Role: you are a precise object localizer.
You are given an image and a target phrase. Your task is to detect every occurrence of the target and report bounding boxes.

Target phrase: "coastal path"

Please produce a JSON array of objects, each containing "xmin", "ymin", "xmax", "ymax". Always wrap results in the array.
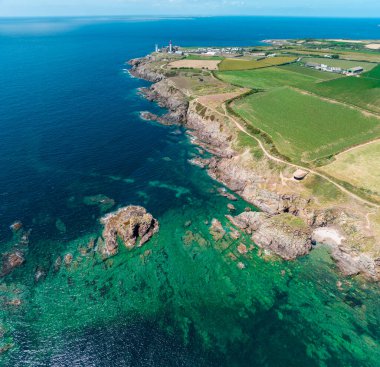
[{"xmin": 193, "ymin": 97, "xmax": 380, "ymax": 209}]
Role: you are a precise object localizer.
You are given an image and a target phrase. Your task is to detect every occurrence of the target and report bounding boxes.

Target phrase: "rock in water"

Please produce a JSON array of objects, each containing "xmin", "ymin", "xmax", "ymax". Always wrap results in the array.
[
  {"xmin": 209, "ymin": 219, "xmax": 226, "ymax": 241},
  {"xmin": 34, "ymin": 266, "xmax": 46, "ymax": 283},
  {"xmin": 0, "ymin": 251, "xmax": 25, "ymax": 277},
  {"xmin": 99, "ymin": 206, "xmax": 159, "ymax": 258},
  {"xmin": 10, "ymin": 221, "xmax": 22, "ymax": 232}
]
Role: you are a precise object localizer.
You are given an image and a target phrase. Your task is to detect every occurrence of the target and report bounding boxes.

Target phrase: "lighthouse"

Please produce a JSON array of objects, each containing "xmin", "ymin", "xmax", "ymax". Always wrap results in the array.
[
  {"xmin": 169, "ymin": 40, "xmax": 173, "ymax": 53},
  {"xmin": 155, "ymin": 44, "xmax": 159, "ymax": 53}
]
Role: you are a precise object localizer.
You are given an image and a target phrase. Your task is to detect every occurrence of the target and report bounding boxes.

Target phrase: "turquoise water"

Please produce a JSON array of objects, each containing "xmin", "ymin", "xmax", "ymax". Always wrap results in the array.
[{"xmin": 0, "ymin": 17, "xmax": 379, "ymax": 366}]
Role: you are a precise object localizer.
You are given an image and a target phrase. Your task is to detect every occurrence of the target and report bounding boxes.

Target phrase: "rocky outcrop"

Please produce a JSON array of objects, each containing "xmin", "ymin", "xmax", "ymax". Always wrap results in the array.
[
  {"xmin": 99, "ymin": 206, "xmax": 159, "ymax": 258},
  {"xmin": 228, "ymin": 212, "xmax": 312, "ymax": 260},
  {"xmin": 187, "ymin": 102, "xmax": 235, "ymax": 158},
  {"xmin": 312, "ymin": 227, "xmax": 380, "ymax": 279},
  {"xmin": 0, "ymin": 251, "xmax": 25, "ymax": 277},
  {"xmin": 128, "ymin": 57, "xmax": 164, "ymax": 82},
  {"xmin": 10, "ymin": 221, "xmax": 22, "ymax": 232},
  {"xmin": 140, "ymin": 79, "xmax": 189, "ymax": 125},
  {"xmin": 209, "ymin": 218, "xmax": 226, "ymax": 241},
  {"xmin": 129, "ymin": 54, "xmax": 380, "ymax": 280},
  {"xmin": 252, "ymin": 214, "xmax": 312, "ymax": 260},
  {"xmin": 226, "ymin": 211, "xmax": 269, "ymax": 234}
]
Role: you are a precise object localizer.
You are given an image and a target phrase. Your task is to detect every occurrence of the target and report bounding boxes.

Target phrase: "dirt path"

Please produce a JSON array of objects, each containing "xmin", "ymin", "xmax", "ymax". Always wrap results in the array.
[
  {"xmin": 193, "ymin": 97, "xmax": 380, "ymax": 209},
  {"xmin": 331, "ymin": 137, "xmax": 380, "ymax": 158}
]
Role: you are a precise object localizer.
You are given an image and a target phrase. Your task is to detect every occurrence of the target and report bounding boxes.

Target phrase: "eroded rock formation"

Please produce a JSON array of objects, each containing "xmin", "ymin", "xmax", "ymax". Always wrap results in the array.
[
  {"xmin": 99, "ymin": 206, "xmax": 159, "ymax": 258},
  {"xmin": 228, "ymin": 212, "xmax": 312, "ymax": 260}
]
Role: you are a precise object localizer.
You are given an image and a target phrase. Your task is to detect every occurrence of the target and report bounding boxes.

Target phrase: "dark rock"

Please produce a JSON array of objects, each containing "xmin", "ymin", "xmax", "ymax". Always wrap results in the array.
[
  {"xmin": 10, "ymin": 221, "xmax": 22, "ymax": 232},
  {"xmin": 64, "ymin": 253, "xmax": 73, "ymax": 266},
  {"xmin": 0, "ymin": 251, "xmax": 25, "ymax": 277}
]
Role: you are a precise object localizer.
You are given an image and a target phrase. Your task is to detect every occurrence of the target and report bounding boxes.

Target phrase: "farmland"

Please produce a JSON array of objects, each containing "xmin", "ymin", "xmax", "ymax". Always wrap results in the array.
[
  {"xmin": 320, "ymin": 140, "xmax": 380, "ymax": 202},
  {"xmin": 301, "ymin": 57, "xmax": 377, "ymax": 71},
  {"xmin": 169, "ymin": 59, "xmax": 221, "ymax": 70},
  {"xmin": 185, "ymin": 54, "xmax": 224, "ymax": 61},
  {"xmin": 232, "ymin": 87, "xmax": 380, "ymax": 163},
  {"xmin": 218, "ymin": 56, "xmax": 296, "ymax": 71},
  {"xmin": 216, "ymin": 64, "xmax": 341, "ymax": 90},
  {"xmin": 278, "ymin": 64, "xmax": 343, "ymax": 80},
  {"xmin": 304, "ymin": 65, "xmax": 380, "ymax": 114}
]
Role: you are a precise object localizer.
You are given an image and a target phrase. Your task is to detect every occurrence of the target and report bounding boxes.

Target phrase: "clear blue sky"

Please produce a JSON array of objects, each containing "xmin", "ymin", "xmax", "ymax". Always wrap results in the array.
[{"xmin": 0, "ymin": 0, "xmax": 379, "ymax": 18}]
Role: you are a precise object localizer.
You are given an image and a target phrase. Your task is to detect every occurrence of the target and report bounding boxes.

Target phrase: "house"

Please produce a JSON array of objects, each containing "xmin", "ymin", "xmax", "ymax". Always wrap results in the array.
[
  {"xmin": 347, "ymin": 66, "xmax": 364, "ymax": 75},
  {"xmin": 305, "ymin": 62, "xmax": 321, "ymax": 69}
]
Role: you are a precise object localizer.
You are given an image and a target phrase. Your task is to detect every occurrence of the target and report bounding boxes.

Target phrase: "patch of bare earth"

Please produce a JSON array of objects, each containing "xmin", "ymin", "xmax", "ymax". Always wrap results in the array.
[
  {"xmin": 168, "ymin": 59, "xmax": 221, "ymax": 70},
  {"xmin": 197, "ymin": 90, "xmax": 248, "ymax": 109}
]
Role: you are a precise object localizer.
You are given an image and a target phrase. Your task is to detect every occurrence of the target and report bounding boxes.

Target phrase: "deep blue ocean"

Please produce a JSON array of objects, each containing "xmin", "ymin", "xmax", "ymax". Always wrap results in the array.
[{"xmin": 0, "ymin": 16, "xmax": 379, "ymax": 366}]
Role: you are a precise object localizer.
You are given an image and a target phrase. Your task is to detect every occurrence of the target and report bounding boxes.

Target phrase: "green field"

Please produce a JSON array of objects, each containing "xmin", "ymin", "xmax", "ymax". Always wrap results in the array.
[
  {"xmin": 278, "ymin": 64, "xmax": 343, "ymax": 80},
  {"xmin": 218, "ymin": 56, "xmax": 296, "ymax": 71},
  {"xmin": 363, "ymin": 65, "xmax": 380, "ymax": 80},
  {"xmin": 185, "ymin": 54, "xmax": 224, "ymax": 61},
  {"xmin": 321, "ymin": 141, "xmax": 380, "ymax": 200},
  {"xmin": 217, "ymin": 64, "xmax": 341, "ymax": 90},
  {"xmin": 304, "ymin": 65, "xmax": 380, "ymax": 114},
  {"xmin": 302, "ymin": 57, "xmax": 377, "ymax": 71},
  {"xmin": 232, "ymin": 87, "xmax": 380, "ymax": 163}
]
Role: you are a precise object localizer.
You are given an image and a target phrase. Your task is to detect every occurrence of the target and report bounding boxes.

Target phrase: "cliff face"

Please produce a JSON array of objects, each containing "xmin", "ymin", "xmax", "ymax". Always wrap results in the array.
[
  {"xmin": 129, "ymin": 56, "xmax": 380, "ymax": 280},
  {"xmin": 141, "ymin": 80, "xmax": 189, "ymax": 125},
  {"xmin": 129, "ymin": 57, "xmax": 164, "ymax": 82}
]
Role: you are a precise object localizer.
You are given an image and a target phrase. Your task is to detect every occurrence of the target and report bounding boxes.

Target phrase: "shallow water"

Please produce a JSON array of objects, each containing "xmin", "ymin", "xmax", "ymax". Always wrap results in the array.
[{"xmin": 0, "ymin": 16, "xmax": 379, "ymax": 366}]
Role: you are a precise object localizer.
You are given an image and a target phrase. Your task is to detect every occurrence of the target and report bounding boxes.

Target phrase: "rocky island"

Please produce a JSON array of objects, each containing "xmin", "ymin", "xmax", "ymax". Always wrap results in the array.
[
  {"xmin": 98, "ymin": 205, "xmax": 159, "ymax": 258},
  {"xmin": 129, "ymin": 43, "xmax": 380, "ymax": 280}
]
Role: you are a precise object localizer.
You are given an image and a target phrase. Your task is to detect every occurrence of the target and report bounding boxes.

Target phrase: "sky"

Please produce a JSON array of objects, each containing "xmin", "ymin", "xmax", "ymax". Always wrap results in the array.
[{"xmin": 0, "ymin": 0, "xmax": 379, "ymax": 18}]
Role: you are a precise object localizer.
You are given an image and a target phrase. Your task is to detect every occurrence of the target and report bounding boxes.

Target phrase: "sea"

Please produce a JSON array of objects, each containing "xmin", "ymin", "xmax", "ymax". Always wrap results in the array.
[{"xmin": 0, "ymin": 16, "xmax": 379, "ymax": 366}]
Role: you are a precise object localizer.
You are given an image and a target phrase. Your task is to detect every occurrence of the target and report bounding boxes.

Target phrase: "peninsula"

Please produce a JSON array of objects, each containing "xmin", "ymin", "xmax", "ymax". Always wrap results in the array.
[{"xmin": 129, "ymin": 39, "xmax": 380, "ymax": 280}]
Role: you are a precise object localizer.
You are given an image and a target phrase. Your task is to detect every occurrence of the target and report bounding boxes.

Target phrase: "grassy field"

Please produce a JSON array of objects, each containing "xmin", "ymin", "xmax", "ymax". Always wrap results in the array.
[
  {"xmin": 363, "ymin": 65, "xmax": 380, "ymax": 79},
  {"xmin": 218, "ymin": 56, "xmax": 296, "ymax": 71},
  {"xmin": 278, "ymin": 64, "xmax": 343, "ymax": 80},
  {"xmin": 304, "ymin": 65, "xmax": 380, "ymax": 114},
  {"xmin": 290, "ymin": 49, "xmax": 380, "ymax": 63},
  {"xmin": 185, "ymin": 54, "xmax": 224, "ymax": 61},
  {"xmin": 301, "ymin": 57, "xmax": 377, "ymax": 71},
  {"xmin": 216, "ymin": 64, "xmax": 341, "ymax": 90},
  {"xmin": 320, "ymin": 141, "xmax": 380, "ymax": 200},
  {"xmin": 232, "ymin": 87, "xmax": 380, "ymax": 163}
]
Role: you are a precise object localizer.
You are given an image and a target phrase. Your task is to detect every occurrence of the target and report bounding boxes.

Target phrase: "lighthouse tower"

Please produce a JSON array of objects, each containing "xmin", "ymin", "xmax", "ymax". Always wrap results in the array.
[
  {"xmin": 155, "ymin": 44, "xmax": 159, "ymax": 53},
  {"xmin": 169, "ymin": 40, "xmax": 173, "ymax": 53}
]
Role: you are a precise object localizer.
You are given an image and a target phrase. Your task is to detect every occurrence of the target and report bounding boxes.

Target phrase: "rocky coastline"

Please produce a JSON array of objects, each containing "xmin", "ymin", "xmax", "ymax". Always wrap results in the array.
[{"xmin": 128, "ymin": 56, "xmax": 380, "ymax": 281}]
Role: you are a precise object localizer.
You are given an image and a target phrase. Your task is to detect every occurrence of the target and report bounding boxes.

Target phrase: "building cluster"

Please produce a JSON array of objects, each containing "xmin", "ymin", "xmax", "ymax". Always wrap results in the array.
[
  {"xmin": 185, "ymin": 46, "xmax": 243, "ymax": 56},
  {"xmin": 155, "ymin": 41, "xmax": 183, "ymax": 55},
  {"xmin": 304, "ymin": 62, "xmax": 364, "ymax": 75}
]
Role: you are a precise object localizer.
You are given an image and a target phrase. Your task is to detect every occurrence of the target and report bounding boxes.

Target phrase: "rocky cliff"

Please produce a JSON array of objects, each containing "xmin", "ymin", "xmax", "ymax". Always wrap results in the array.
[{"xmin": 129, "ymin": 55, "xmax": 380, "ymax": 280}]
